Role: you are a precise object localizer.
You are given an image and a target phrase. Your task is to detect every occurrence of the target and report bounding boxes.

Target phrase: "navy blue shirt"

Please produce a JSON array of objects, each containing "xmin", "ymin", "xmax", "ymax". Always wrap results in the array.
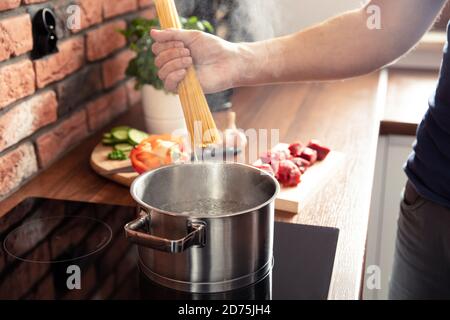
[{"xmin": 405, "ymin": 22, "xmax": 450, "ymax": 209}]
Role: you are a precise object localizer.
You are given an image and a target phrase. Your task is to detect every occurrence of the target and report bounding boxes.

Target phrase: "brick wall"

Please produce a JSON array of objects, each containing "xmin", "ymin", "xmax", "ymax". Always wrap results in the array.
[{"xmin": 0, "ymin": 0, "xmax": 155, "ymax": 200}]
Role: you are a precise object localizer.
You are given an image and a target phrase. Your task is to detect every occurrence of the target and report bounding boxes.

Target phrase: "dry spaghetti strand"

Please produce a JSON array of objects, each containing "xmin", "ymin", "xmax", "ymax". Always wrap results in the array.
[{"xmin": 154, "ymin": 0, "xmax": 221, "ymax": 148}]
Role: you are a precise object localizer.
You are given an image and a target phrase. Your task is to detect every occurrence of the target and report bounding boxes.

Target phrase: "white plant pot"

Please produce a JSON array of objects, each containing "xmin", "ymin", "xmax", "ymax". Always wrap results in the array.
[
  {"xmin": 141, "ymin": 85, "xmax": 187, "ymax": 134},
  {"xmin": 143, "ymin": 117, "xmax": 188, "ymax": 136}
]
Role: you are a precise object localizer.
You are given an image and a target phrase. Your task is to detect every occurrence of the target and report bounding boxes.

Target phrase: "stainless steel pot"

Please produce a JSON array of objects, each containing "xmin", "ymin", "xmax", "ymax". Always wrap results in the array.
[{"xmin": 125, "ymin": 162, "xmax": 279, "ymax": 293}]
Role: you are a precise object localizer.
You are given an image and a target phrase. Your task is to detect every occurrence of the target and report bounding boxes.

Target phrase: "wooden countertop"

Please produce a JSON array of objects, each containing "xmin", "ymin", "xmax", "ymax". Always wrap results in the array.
[
  {"xmin": 0, "ymin": 72, "xmax": 384, "ymax": 300},
  {"xmin": 380, "ymin": 68, "xmax": 439, "ymax": 135}
]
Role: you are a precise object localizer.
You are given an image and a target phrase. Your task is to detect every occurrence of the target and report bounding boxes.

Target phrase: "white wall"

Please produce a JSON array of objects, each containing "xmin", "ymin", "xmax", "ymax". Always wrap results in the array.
[
  {"xmin": 238, "ymin": 0, "xmax": 364, "ymax": 41},
  {"xmin": 273, "ymin": 0, "xmax": 364, "ymax": 36}
]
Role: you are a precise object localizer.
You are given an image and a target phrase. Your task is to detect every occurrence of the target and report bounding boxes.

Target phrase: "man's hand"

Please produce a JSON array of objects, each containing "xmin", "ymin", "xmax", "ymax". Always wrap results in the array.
[{"xmin": 151, "ymin": 29, "xmax": 239, "ymax": 93}]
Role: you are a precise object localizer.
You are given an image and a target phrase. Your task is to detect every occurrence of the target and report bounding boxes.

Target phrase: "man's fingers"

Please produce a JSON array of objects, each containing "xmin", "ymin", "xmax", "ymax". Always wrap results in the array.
[
  {"xmin": 151, "ymin": 29, "xmax": 183, "ymax": 42},
  {"xmin": 154, "ymin": 47, "xmax": 190, "ymax": 68},
  {"xmin": 151, "ymin": 29, "xmax": 198, "ymax": 45},
  {"xmin": 150, "ymin": 28, "xmax": 199, "ymax": 92},
  {"xmin": 158, "ymin": 57, "xmax": 193, "ymax": 80},
  {"xmin": 165, "ymin": 69, "xmax": 187, "ymax": 92},
  {"xmin": 152, "ymin": 41, "xmax": 185, "ymax": 55}
]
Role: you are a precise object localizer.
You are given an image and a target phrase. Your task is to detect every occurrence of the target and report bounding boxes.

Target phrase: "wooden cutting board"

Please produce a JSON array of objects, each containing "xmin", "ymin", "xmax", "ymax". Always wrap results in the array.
[
  {"xmin": 90, "ymin": 143, "xmax": 344, "ymax": 214},
  {"xmin": 273, "ymin": 148, "xmax": 345, "ymax": 213},
  {"xmin": 90, "ymin": 143, "xmax": 138, "ymax": 187}
]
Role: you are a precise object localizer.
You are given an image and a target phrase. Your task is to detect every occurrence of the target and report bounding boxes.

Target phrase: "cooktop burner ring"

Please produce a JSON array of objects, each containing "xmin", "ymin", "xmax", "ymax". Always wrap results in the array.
[{"xmin": 3, "ymin": 215, "xmax": 113, "ymax": 264}]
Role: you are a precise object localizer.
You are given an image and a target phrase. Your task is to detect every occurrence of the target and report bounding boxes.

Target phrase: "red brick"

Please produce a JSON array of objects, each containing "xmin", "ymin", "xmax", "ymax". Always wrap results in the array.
[
  {"xmin": 139, "ymin": 0, "xmax": 153, "ymax": 8},
  {"xmin": 23, "ymin": 0, "xmax": 48, "ymax": 3},
  {"xmin": 103, "ymin": 0, "xmax": 138, "ymax": 18},
  {"xmin": 0, "ymin": 60, "xmax": 35, "ymax": 110},
  {"xmin": 0, "ymin": 14, "xmax": 33, "ymax": 62},
  {"xmin": 0, "ymin": 143, "xmax": 38, "ymax": 199},
  {"xmin": 126, "ymin": 79, "xmax": 141, "ymax": 106},
  {"xmin": 0, "ymin": 0, "xmax": 20, "ymax": 12},
  {"xmin": 102, "ymin": 49, "xmax": 134, "ymax": 88},
  {"xmin": 34, "ymin": 37, "xmax": 85, "ymax": 88},
  {"xmin": 86, "ymin": 86, "xmax": 128, "ymax": 131},
  {"xmin": 56, "ymin": 64, "xmax": 102, "ymax": 115},
  {"xmin": 86, "ymin": 20, "xmax": 127, "ymax": 61},
  {"xmin": 140, "ymin": 7, "xmax": 156, "ymax": 19},
  {"xmin": 36, "ymin": 110, "xmax": 89, "ymax": 168},
  {"xmin": 0, "ymin": 91, "xmax": 57, "ymax": 152},
  {"xmin": 77, "ymin": 0, "xmax": 103, "ymax": 31}
]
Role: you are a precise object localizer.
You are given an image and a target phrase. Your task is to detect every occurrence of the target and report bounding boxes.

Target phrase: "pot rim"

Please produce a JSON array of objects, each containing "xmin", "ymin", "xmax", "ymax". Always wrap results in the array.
[{"xmin": 130, "ymin": 162, "xmax": 280, "ymax": 218}]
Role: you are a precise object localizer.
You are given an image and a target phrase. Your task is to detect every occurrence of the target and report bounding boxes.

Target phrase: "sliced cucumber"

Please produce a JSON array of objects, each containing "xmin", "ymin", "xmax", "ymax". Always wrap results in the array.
[
  {"xmin": 114, "ymin": 143, "xmax": 133, "ymax": 152},
  {"xmin": 102, "ymin": 126, "xmax": 149, "ymax": 150},
  {"xmin": 111, "ymin": 126, "xmax": 130, "ymax": 133},
  {"xmin": 112, "ymin": 129, "xmax": 129, "ymax": 142},
  {"xmin": 128, "ymin": 128, "xmax": 149, "ymax": 145},
  {"xmin": 102, "ymin": 138, "xmax": 115, "ymax": 146}
]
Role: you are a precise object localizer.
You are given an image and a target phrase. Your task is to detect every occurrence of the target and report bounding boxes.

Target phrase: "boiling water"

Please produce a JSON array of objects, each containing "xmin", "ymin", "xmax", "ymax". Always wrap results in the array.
[{"xmin": 158, "ymin": 199, "xmax": 251, "ymax": 216}]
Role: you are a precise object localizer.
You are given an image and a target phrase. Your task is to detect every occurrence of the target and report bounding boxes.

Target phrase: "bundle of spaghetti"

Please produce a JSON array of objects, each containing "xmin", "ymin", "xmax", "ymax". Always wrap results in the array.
[{"xmin": 154, "ymin": 0, "xmax": 221, "ymax": 148}]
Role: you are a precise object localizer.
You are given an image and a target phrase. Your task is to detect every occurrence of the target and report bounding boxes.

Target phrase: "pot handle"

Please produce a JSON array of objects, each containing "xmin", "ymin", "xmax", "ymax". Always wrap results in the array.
[{"xmin": 124, "ymin": 214, "xmax": 206, "ymax": 253}]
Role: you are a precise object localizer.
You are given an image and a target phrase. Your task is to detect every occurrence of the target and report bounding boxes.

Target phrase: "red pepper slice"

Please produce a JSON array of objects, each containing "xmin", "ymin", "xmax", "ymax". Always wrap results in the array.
[{"xmin": 130, "ymin": 135, "xmax": 186, "ymax": 174}]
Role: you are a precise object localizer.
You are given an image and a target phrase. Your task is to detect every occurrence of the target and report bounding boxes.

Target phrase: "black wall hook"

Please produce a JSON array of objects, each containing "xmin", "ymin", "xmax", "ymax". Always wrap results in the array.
[{"xmin": 31, "ymin": 8, "xmax": 59, "ymax": 59}]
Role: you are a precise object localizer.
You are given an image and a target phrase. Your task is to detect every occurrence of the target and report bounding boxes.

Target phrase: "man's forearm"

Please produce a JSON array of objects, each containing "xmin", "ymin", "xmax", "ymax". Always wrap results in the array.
[{"xmin": 234, "ymin": 0, "xmax": 446, "ymax": 87}]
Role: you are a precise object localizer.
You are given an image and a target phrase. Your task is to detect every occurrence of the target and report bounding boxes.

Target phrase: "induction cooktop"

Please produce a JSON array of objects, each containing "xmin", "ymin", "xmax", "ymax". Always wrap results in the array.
[{"xmin": 0, "ymin": 198, "xmax": 339, "ymax": 300}]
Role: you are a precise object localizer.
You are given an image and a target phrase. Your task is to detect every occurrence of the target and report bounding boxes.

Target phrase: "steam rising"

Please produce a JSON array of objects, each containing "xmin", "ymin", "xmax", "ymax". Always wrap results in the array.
[
  {"xmin": 174, "ymin": 0, "xmax": 195, "ymax": 16},
  {"xmin": 232, "ymin": 0, "xmax": 281, "ymax": 41},
  {"xmin": 174, "ymin": 0, "xmax": 280, "ymax": 42}
]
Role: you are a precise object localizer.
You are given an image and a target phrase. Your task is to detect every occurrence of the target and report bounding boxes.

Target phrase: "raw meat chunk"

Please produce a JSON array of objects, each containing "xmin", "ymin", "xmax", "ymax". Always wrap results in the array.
[
  {"xmin": 299, "ymin": 147, "xmax": 318, "ymax": 164},
  {"xmin": 291, "ymin": 157, "xmax": 310, "ymax": 174},
  {"xmin": 291, "ymin": 157, "xmax": 311, "ymax": 168},
  {"xmin": 288, "ymin": 142, "xmax": 305, "ymax": 157},
  {"xmin": 307, "ymin": 140, "xmax": 331, "ymax": 161},
  {"xmin": 261, "ymin": 149, "xmax": 290, "ymax": 163},
  {"xmin": 276, "ymin": 160, "xmax": 301, "ymax": 187},
  {"xmin": 260, "ymin": 149, "xmax": 290, "ymax": 174}
]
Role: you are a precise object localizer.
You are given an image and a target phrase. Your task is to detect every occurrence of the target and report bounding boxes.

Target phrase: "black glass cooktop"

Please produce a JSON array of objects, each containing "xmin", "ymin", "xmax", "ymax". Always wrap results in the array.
[{"xmin": 0, "ymin": 198, "xmax": 339, "ymax": 300}]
